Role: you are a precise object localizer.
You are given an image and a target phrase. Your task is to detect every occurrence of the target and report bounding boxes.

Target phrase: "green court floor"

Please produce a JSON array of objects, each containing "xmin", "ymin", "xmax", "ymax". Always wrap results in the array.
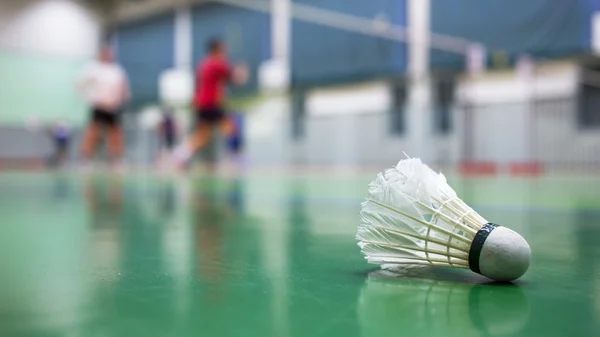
[{"xmin": 0, "ymin": 171, "xmax": 599, "ymax": 337}]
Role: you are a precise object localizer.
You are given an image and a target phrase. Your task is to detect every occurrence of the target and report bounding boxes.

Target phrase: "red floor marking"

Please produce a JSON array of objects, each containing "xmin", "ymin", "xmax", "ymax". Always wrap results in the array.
[
  {"xmin": 509, "ymin": 162, "xmax": 544, "ymax": 176},
  {"xmin": 459, "ymin": 161, "xmax": 498, "ymax": 176}
]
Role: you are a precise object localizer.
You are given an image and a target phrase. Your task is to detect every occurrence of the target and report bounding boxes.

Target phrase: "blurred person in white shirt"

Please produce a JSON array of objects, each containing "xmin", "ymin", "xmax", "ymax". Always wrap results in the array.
[{"xmin": 78, "ymin": 45, "xmax": 130, "ymax": 168}]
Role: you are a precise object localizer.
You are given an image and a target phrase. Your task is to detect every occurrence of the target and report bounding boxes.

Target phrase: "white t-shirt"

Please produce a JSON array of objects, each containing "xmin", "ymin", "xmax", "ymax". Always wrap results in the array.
[{"xmin": 79, "ymin": 61, "xmax": 130, "ymax": 112}]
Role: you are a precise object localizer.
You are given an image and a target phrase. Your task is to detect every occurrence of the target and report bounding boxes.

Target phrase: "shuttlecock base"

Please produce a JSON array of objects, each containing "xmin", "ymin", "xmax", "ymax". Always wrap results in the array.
[{"xmin": 469, "ymin": 224, "xmax": 531, "ymax": 282}]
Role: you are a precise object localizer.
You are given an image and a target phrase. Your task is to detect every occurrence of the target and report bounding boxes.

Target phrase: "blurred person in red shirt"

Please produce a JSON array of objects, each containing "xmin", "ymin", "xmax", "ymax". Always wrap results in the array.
[
  {"xmin": 173, "ymin": 38, "xmax": 248, "ymax": 170},
  {"xmin": 78, "ymin": 45, "xmax": 130, "ymax": 170}
]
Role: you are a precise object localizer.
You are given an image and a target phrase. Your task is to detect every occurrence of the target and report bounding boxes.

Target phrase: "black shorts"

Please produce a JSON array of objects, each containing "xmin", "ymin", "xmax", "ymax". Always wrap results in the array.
[
  {"xmin": 197, "ymin": 107, "xmax": 226, "ymax": 125},
  {"xmin": 91, "ymin": 107, "xmax": 121, "ymax": 127}
]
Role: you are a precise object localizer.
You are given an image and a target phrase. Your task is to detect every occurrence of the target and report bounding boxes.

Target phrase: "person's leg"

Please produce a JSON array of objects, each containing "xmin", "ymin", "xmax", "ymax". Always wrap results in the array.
[
  {"xmin": 81, "ymin": 122, "xmax": 102, "ymax": 160},
  {"xmin": 61, "ymin": 140, "xmax": 71, "ymax": 165},
  {"xmin": 201, "ymin": 111, "xmax": 233, "ymax": 172},
  {"xmin": 220, "ymin": 116, "xmax": 236, "ymax": 138},
  {"xmin": 189, "ymin": 123, "xmax": 214, "ymax": 154},
  {"xmin": 57, "ymin": 148, "xmax": 66, "ymax": 166},
  {"xmin": 54, "ymin": 140, "xmax": 68, "ymax": 167},
  {"xmin": 222, "ymin": 114, "xmax": 245, "ymax": 169},
  {"xmin": 107, "ymin": 125, "xmax": 124, "ymax": 161},
  {"xmin": 172, "ymin": 124, "xmax": 217, "ymax": 170},
  {"xmin": 47, "ymin": 139, "xmax": 59, "ymax": 168},
  {"xmin": 102, "ymin": 112, "xmax": 125, "ymax": 168},
  {"xmin": 173, "ymin": 110, "xmax": 216, "ymax": 167},
  {"xmin": 158, "ymin": 132, "xmax": 174, "ymax": 168}
]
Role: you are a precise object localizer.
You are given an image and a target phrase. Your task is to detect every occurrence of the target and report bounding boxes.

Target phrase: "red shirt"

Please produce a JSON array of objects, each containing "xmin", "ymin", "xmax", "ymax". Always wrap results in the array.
[{"xmin": 194, "ymin": 56, "xmax": 231, "ymax": 109}]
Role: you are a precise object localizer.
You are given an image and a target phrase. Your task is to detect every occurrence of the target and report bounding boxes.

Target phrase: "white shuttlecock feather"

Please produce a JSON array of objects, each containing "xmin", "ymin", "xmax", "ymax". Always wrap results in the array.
[{"xmin": 357, "ymin": 158, "xmax": 531, "ymax": 281}]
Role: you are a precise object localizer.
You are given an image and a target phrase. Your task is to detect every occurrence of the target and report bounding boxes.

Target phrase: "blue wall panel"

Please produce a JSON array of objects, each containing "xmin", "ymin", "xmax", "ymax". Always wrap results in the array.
[
  {"xmin": 430, "ymin": 0, "xmax": 591, "ymax": 70},
  {"xmin": 117, "ymin": 13, "xmax": 175, "ymax": 108},
  {"xmin": 192, "ymin": 3, "xmax": 270, "ymax": 94},
  {"xmin": 292, "ymin": 0, "xmax": 407, "ymax": 86}
]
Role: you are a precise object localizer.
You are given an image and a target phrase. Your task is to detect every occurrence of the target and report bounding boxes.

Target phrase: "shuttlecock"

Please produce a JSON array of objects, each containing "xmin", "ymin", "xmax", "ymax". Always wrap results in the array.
[{"xmin": 357, "ymin": 158, "xmax": 531, "ymax": 281}]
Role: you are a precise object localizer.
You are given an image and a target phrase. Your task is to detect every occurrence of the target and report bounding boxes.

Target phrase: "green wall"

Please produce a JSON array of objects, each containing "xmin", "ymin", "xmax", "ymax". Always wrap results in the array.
[{"xmin": 0, "ymin": 50, "xmax": 90, "ymax": 126}]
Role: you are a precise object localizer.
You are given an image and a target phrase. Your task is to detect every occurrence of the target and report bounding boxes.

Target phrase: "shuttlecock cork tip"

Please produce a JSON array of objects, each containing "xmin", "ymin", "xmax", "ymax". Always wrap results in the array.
[{"xmin": 469, "ymin": 224, "xmax": 531, "ymax": 282}]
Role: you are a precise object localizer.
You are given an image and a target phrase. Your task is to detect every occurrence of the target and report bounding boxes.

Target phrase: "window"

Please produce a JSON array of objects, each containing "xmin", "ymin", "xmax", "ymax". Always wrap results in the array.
[
  {"xmin": 578, "ymin": 82, "xmax": 600, "ymax": 128},
  {"xmin": 390, "ymin": 80, "xmax": 407, "ymax": 135},
  {"xmin": 434, "ymin": 77, "xmax": 455, "ymax": 134},
  {"xmin": 578, "ymin": 61, "xmax": 600, "ymax": 129},
  {"xmin": 291, "ymin": 89, "xmax": 306, "ymax": 140}
]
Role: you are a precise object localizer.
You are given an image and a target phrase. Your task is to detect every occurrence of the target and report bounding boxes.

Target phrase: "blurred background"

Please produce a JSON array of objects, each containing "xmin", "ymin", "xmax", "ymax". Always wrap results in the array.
[
  {"xmin": 0, "ymin": 0, "xmax": 598, "ymax": 173},
  {"xmin": 2, "ymin": 2, "xmax": 600, "ymax": 337}
]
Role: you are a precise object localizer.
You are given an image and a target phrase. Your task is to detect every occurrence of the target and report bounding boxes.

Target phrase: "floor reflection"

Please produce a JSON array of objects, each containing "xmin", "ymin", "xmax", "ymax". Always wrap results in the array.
[
  {"xmin": 359, "ymin": 270, "xmax": 530, "ymax": 337},
  {"xmin": 85, "ymin": 174, "xmax": 124, "ymax": 227},
  {"xmin": 574, "ymin": 202, "xmax": 600, "ymax": 335},
  {"xmin": 0, "ymin": 175, "xmax": 90, "ymax": 337},
  {"xmin": 51, "ymin": 173, "xmax": 72, "ymax": 201},
  {"xmin": 158, "ymin": 178, "xmax": 178, "ymax": 218},
  {"xmin": 193, "ymin": 178, "xmax": 228, "ymax": 299}
]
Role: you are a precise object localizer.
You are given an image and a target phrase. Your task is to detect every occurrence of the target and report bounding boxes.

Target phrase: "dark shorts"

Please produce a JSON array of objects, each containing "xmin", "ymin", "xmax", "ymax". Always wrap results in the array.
[
  {"xmin": 91, "ymin": 107, "xmax": 121, "ymax": 127},
  {"xmin": 197, "ymin": 107, "xmax": 226, "ymax": 125}
]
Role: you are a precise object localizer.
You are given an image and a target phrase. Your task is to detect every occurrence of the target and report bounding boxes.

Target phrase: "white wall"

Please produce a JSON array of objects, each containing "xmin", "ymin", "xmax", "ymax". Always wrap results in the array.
[
  {"xmin": 458, "ymin": 62, "xmax": 578, "ymax": 104},
  {"xmin": 456, "ymin": 62, "xmax": 600, "ymax": 167},
  {"xmin": 245, "ymin": 81, "xmax": 452, "ymax": 168},
  {"xmin": 0, "ymin": 0, "xmax": 101, "ymax": 58},
  {"xmin": 306, "ymin": 82, "xmax": 391, "ymax": 117}
]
